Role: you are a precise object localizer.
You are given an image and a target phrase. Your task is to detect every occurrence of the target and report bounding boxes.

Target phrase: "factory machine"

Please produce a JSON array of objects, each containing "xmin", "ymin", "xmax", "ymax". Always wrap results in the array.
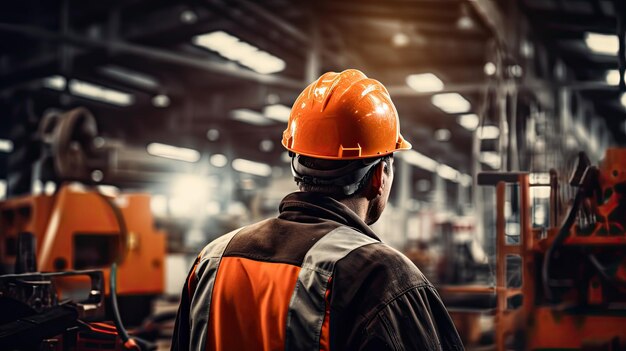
[
  {"xmin": 0, "ymin": 108, "xmax": 172, "ymax": 350},
  {"xmin": 454, "ymin": 148, "xmax": 626, "ymax": 350}
]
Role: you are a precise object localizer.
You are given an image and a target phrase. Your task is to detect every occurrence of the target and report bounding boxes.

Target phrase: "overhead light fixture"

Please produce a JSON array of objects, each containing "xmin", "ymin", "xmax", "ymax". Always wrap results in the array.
[
  {"xmin": 621, "ymin": 92, "xmax": 626, "ymax": 109},
  {"xmin": 207, "ymin": 129, "xmax": 220, "ymax": 141},
  {"xmin": 459, "ymin": 174, "xmax": 472, "ymax": 187},
  {"xmin": 401, "ymin": 150, "xmax": 439, "ymax": 172},
  {"xmin": 478, "ymin": 125, "xmax": 500, "ymax": 139},
  {"xmin": 259, "ymin": 139, "xmax": 274, "ymax": 152},
  {"xmin": 458, "ymin": 113, "xmax": 479, "ymax": 131},
  {"xmin": 484, "ymin": 62, "xmax": 496, "ymax": 76},
  {"xmin": 152, "ymin": 94, "xmax": 171, "ymax": 108},
  {"xmin": 431, "ymin": 93, "xmax": 471, "ymax": 114},
  {"xmin": 69, "ymin": 80, "xmax": 134, "ymax": 106},
  {"xmin": 43, "ymin": 75, "xmax": 67, "ymax": 91},
  {"xmin": 193, "ymin": 31, "xmax": 286, "ymax": 74},
  {"xmin": 436, "ymin": 164, "xmax": 460, "ymax": 181},
  {"xmin": 147, "ymin": 142, "xmax": 201, "ymax": 163},
  {"xmin": 392, "ymin": 32, "xmax": 410, "ymax": 47},
  {"xmin": 0, "ymin": 139, "xmax": 13, "ymax": 153},
  {"xmin": 230, "ymin": 109, "xmax": 273, "ymax": 126},
  {"xmin": 210, "ymin": 153, "xmax": 228, "ymax": 168},
  {"xmin": 232, "ymin": 158, "xmax": 272, "ymax": 177},
  {"xmin": 406, "ymin": 73, "xmax": 444, "ymax": 93},
  {"xmin": 480, "ymin": 151, "xmax": 501, "ymax": 169},
  {"xmin": 99, "ymin": 65, "xmax": 159, "ymax": 89},
  {"xmin": 263, "ymin": 104, "xmax": 291, "ymax": 122},
  {"xmin": 434, "ymin": 128, "xmax": 451, "ymax": 142},
  {"xmin": 584, "ymin": 32, "xmax": 618, "ymax": 55},
  {"xmin": 606, "ymin": 70, "xmax": 620, "ymax": 86}
]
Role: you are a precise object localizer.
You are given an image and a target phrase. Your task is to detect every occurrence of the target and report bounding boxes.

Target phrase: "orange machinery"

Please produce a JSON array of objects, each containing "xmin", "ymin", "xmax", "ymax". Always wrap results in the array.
[
  {"xmin": 0, "ymin": 185, "xmax": 165, "ymax": 298},
  {"xmin": 0, "ymin": 107, "xmax": 176, "ymax": 328},
  {"xmin": 443, "ymin": 148, "xmax": 626, "ymax": 350}
]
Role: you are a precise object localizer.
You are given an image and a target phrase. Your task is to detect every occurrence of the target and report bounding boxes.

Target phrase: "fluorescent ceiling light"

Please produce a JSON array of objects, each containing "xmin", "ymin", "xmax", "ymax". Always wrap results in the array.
[
  {"xmin": 99, "ymin": 65, "xmax": 159, "ymax": 89},
  {"xmin": 478, "ymin": 125, "xmax": 500, "ymax": 139},
  {"xmin": 69, "ymin": 80, "xmax": 134, "ymax": 106},
  {"xmin": 232, "ymin": 158, "xmax": 272, "ymax": 177},
  {"xmin": 434, "ymin": 129, "xmax": 451, "ymax": 142},
  {"xmin": 401, "ymin": 150, "xmax": 438, "ymax": 172},
  {"xmin": 0, "ymin": 139, "xmax": 13, "ymax": 153},
  {"xmin": 459, "ymin": 174, "xmax": 472, "ymax": 187},
  {"xmin": 458, "ymin": 113, "xmax": 479, "ymax": 130},
  {"xmin": 210, "ymin": 154, "xmax": 228, "ymax": 168},
  {"xmin": 263, "ymin": 104, "xmax": 291, "ymax": 122},
  {"xmin": 484, "ymin": 62, "xmax": 496, "ymax": 76},
  {"xmin": 437, "ymin": 164, "xmax": 460, "ymax": 181},
  {"xmin": 43, "ymin": 75, "xmax": 66, "ymax": 90},
  {"xmin": 230, "ymin": 108, "xmax": 273, "ymax": 126},
  {"xmin": 193, "ymin": 31, "xmax": 286, "ymax": 74},
  {"xmin": 606, "ymin": 70, "xmax": 620, "ymax": 86},
  {"xmin": 406, "ymin": 73, "xmax": 444, "ymax": 93},
  {"xmin": 147, "ymin": 142, "xmax": 201, "ymax": 163},
  {"xmin": 480, "ymin": 151, "xmax": 501, "ymax": 169},
  {"xmin": 152, "ymin": 94, "xmax": 170, "ymax": 108},
  {"xmin": 584, "ymin": 32, "xmax": 618, "ymax": 55},
  {"xmin": 621, "ymin": 92, "xmax": 626, "ymax": 108},
  {"xmin": 431, "ymin": 93, "xmax": 471, "ymax": 114}
]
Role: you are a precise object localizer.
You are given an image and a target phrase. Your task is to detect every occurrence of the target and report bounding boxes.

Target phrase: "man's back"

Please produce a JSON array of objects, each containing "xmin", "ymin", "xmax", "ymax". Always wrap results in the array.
[{"xmin": 172, "ymin": 192, "xmax": 463, "ymax": 350}]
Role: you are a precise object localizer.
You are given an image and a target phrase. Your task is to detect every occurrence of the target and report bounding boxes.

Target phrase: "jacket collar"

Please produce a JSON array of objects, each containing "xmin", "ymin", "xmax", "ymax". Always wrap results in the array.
[{"xmin": 278, "ymin": 191, "xmax": 380, "ymax": 241}]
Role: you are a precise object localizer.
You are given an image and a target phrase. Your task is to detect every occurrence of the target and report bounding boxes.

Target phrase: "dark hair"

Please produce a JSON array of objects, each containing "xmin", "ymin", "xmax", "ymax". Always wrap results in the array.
[{"xmin": 297, "ymin": 155, "xmax": 392, "ymax": 199}]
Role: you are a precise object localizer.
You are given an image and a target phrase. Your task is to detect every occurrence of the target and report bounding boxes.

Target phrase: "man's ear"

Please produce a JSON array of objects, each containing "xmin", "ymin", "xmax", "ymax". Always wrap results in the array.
[{"xmin": 366, "ymin": 162, "xmax": 386, "ymax": 199}]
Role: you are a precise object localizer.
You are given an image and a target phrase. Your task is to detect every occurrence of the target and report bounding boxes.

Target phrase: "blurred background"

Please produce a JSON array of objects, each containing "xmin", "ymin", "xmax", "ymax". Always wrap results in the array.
[{"xmin": 0, "ymin": 0, "xmax": 625, "ymax": 350}]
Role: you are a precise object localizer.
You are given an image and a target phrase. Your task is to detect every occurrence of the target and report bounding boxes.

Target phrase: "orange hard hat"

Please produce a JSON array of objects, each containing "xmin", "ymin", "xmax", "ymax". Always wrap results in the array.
[{"xmin": 282, "ymin": 69, "xmax": 412, "ymax": 160}]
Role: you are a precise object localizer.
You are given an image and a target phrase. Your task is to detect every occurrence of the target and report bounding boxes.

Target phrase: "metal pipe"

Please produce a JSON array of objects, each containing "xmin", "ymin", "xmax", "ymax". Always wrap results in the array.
[{"xmin": 0, "ymin": 23, "xmax": 305, "ymax": 89}]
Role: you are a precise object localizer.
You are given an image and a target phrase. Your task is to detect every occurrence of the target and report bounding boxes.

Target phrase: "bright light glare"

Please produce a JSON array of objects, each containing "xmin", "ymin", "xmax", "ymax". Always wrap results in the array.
[
  {"xmin": 150, "ymin": 194, "xmax": 168, "ymax": 217},
  {"xmin": 480, "ymin": 151, "xmax": 501, "ymax": 169},
  {"xmin": 406, "ymin": 73, "xmax": 444, "ymax": 93},
  {"xmin": 484, "ymin": 62, "xmax": 496, "ymax": 76},
  {"xmin": 0, "ymin": 180, "xmax": 5, "ymax": 200},
  {"xmin": 621, "ymin": 92, "xmax": 626, "ymax": 109},
  {"xmin": 147, "ymin": 143, "xmax": 201, "ymax": 163},
  {"xmin": 230, "ymin": 109, "xmax": 273, "ymax": 126},
  {"xmin": 232, "ymin": 158, "xmax": 272, "ymax": 177},
  {"xmin": 0, "ymin": 139, "xmax": 13, "ymax": 153},
  {"xmin": 606, "ymin": 70, "xmax": 620, "ymax": 86},
  {"xmin": 69, "ymin": 80, "xmax": 134, "ymax": 106},
  {"xmin": 458, "ymin": 114, "xmax": 479, "ymax": 130},
  {"xmin": 43, "ymin": 75, "xmax": 67, "ymax": 90},
  {"xmin": 459, "ymin": 174, "xmax": 472, "ymax": 187},
  {"xmin": 478, "ymin": 125, "xmax": 500, "ymax": 139},
  {"xmin": 263, "ymin": 104, "xmax": 291, "ymax": 122},
  {"xmin": 169, "ymin": 175, "xmax": 211, "ymax": 217},
  {"xmin": 401, "ymin": 150, "xmax": 439, "ymax": 172},
  {"xmin": 532, "ymin": 186, "xmax": 551, "ymax": 199},
  {"xmin": 431, "ymin": 93, "xmax": 471, "ymax": 114},
  {"xmin": 437, "ymin": 164, "xmax": 460, "ymax": 181},
  {"xmin": 193, "ymin": 31, "xmax": 286, "ymax": 74},
  {"xmin": 584, "ymin": 32, "xmax": 618, "ymax": 55},
  {"xmin": 210, "ymin": 154, "xmax": 228, "ymax": 168}
]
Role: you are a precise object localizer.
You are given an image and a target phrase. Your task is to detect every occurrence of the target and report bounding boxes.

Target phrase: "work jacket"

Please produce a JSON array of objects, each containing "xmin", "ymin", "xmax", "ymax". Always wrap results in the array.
[{"xmin": 172, "ymin": 192, "xmax": 464, "ymax": 351}]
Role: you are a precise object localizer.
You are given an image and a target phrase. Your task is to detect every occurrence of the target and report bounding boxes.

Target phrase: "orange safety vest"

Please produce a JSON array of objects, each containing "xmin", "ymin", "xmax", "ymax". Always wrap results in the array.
[{"xmin": 186, "ymin": 226, "xmax": 377, "ymax": 351}]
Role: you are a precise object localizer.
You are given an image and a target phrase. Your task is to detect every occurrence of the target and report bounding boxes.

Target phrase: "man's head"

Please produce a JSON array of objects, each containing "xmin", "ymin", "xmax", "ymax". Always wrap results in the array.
[{"xmin": 281, "ymin": 69, "xmax": 411, "ymax": 224}]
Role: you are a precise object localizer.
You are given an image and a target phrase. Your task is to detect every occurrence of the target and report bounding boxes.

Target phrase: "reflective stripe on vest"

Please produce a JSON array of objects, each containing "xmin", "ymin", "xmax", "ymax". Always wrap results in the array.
[
  {"xmin": 191, "ymin": 225, "xmax": 378, "ymax": 350},
  {"xmin": 285, "ymin": 226, "xmax": 378, "ymax": 350},
  {"xmin": 189, "ymin": 228, "xmax": 241, "ymax": 351}
]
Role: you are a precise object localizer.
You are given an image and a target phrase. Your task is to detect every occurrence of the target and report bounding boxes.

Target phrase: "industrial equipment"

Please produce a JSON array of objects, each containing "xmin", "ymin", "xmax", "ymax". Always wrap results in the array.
[
  {"xmin": 451, "ymin": 148, "xmax": 626, "ymax": 350},
  {"xmin": 0, "ymin": 108, "xmax": 168, "ymax": 349}
]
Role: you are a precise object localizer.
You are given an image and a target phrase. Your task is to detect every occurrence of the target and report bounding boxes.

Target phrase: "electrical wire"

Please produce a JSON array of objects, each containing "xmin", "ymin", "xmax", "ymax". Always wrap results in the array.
[
  {"xmin": 541, "ymin": 186, "xmax": 585, "ymax": 301},
  {"xmin": 96, "ymin": 191, "xmax": 142, "ymax": 350}
]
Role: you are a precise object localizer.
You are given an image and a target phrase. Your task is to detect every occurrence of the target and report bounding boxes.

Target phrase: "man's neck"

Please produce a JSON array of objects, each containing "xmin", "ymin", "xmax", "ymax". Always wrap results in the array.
[{"xmin": 338, "ymin": 196, "xmax": 369, "ymax": 224}]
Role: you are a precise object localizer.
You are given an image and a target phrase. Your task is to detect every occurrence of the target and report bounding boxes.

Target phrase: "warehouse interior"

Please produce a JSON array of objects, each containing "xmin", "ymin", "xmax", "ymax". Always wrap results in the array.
[{"xmin": 1, "ymin": 0, "xmax": 625, "ymax": 350}]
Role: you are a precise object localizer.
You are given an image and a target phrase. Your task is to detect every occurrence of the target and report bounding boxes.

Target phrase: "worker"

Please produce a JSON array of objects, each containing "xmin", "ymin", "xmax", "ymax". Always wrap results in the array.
[{"xmin": 172, "ymin": 69, "xmax": 464, "ymax": 351}]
